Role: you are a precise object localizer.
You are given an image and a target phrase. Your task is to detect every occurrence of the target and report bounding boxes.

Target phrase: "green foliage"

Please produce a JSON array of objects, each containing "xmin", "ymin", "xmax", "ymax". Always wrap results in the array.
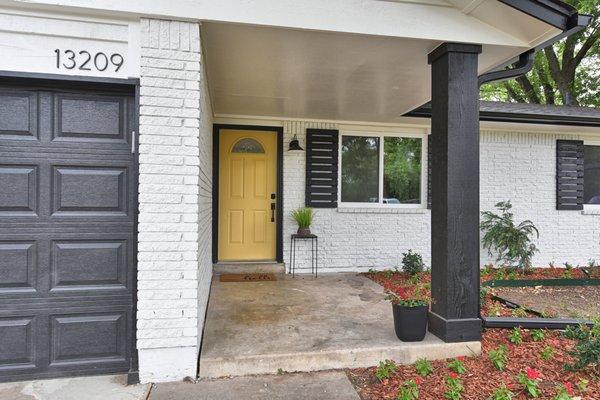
[
  {"xmin": 531, "ymin": 329, "xmax": 546, "ymax": 342},
  {"xmin": 385, "ymin": 284, "xmax": 430, "ymax": 308},
  {"xmin": 402, "ymin": 250, "xmax": 424, "ymax": 275},
  {"xmin": 291, "ymin": 207, "xmax": 314, "ymax": 229},
  {"xmin": 576, "ymin": 378, "xmax": 589, "ymax": 392},
  {"xmin": 480, "ymin": 286, "xmax": 490, "ymax": 301},
  {"xmin": 509, "ymin": 327, "xmax": 524, "ymax": 345},
  {"xmin": 491, "ymin": 384, "xmax": 515, "ymax": 400},
  {"xmin": 396, "ymin": 380, "xmax": 419, "ymax": 400},
  {"xmin": 518, "ymin": 371, "xmax": 541, "ymax": 398},
  {"xmin": 480, "ymin": 0, "xmax": 600, "ymax": 107},
  {"xmin": 540, "ymin": 346, "xmax": 555, "ymax": 361},
  {"xmin": 375, "ymin": 359, "xmax": 397, "ymax": 381},
  {"xmin": 480, "ymin": 201, "xmax": 539, "ymax": 271},
  {"xmin": 512, "ymin": 307, "xmax": 528, "ymax": 318},
  {"xmin": 553, "ymin": 384, "xmax": 573, "ymax": 400},
  {"xmin": 444, "ymin": 375, "xmax": 463, "ymax": 400},
  {"xmin": 383, "ymin": 137, "xmax": 422, "ymax": 204},
  {"xmin": 489, "ymin": 344, "xmax": 509, "ymax": 371},
  {"xmin": 563, "ymin": 321, "xmax": 600, "ymax": 372},
  {"xmin": 414, "ymin": 358, "xmax": 433, "ymax": 377},
  {"xmin": 447, "ymin": 359, "xmax": 467, "ymax": 374}
]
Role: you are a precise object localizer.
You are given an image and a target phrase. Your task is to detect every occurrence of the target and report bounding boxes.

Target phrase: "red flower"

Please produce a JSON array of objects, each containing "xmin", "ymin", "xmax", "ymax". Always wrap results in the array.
[
  {"xmin": 448, "ymin": 372, "xmax": 459, "ymax": 379},
  {"xmin": 415, "ymin": 377, "xmax": 423, "ymax": 385},
  {"xmin": 526, "ymin": 367, "xmax": 540, "ymax": 380},
  {"xmin": 564, "ymin": 382, "xmax": 574, "ymax": 396},
  {"xmin": 457, "ymin": 356, "xmax": 466, "ymax": 361}
]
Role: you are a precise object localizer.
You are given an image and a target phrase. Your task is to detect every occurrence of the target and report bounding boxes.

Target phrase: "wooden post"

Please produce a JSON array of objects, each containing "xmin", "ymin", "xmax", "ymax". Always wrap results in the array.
[{"xmin": 428, "ymin": 43, "xmax": 482, "ymax": 342}]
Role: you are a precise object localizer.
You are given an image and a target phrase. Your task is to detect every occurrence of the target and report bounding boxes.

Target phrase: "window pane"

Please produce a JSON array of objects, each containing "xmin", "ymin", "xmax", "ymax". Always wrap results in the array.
[
  {"xmin": 232, "ymin": 138, "xmax": 264, "ymax": 153},
  {"xmin": 383, "ymin": 137, "xmax": 421, "ymax": 204},
  {"xmin": 341, "ymin": 136, "xmax": 379, "ymax": 203},
  {"xmin": 584, "ymin": 145, "xmax": 600, "ymax": 204}
]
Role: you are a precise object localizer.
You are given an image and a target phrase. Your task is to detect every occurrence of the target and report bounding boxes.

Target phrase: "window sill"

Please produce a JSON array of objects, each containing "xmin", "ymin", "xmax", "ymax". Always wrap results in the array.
[{"xmin": 337, "ymin": 207, "xmax": 428, "ymax": 214}]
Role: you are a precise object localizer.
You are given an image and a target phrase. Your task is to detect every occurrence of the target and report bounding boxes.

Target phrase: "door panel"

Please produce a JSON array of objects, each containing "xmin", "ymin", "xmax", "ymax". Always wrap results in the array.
[
  {"xmin": 0, "ymin": 84, "xmax": 135, "ymax": 381},
  {"xmin": 219, "ymin": 130, "xmax": 277, "ymax": 261}
]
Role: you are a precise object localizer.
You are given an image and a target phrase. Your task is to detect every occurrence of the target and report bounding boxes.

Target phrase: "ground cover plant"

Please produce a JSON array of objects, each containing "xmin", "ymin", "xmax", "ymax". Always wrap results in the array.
[{"xmin": 354, "ymin": 266, "xmax": 600, "ymax": 399}]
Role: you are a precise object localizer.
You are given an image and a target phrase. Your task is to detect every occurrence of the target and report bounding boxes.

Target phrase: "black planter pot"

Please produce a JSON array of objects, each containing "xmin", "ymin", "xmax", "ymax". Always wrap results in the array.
[{"xmin": 392, "ymin": 304, "xmax": 428, "ymax": 342}]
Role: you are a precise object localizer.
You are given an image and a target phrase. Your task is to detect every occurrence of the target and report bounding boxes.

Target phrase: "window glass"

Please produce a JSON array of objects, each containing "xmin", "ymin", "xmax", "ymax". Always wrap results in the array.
[
  {"xmin": 341, "ymin": 136, "xmax": 379, "ymax": 203},
  {"xmin": 232, "ymin": 138, "xmax": 264, "ymax": 153},
  {"xmin": 383, "ymin": 137, "xmax": 421, "ymax": 204},
  {"xmin": 584, "ymin": 145, "xmax": 600, "ymax": 204}
]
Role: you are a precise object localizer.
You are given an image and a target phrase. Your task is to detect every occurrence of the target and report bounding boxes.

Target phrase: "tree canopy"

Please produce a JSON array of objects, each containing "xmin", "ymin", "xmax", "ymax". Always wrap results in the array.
[{"xmin": 480, "ymin": 0, "xmax": 600, "ymax": 107}]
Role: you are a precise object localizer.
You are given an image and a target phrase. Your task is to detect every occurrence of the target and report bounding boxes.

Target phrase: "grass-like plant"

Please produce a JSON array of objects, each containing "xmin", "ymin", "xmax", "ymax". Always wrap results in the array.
[
  {"xmin": 480, "ymin": 201, "xmax": 539, "ymax": 271},
  {"xmin": 291, "ymin": 207, "xmax": 314, "ymax": 229}
]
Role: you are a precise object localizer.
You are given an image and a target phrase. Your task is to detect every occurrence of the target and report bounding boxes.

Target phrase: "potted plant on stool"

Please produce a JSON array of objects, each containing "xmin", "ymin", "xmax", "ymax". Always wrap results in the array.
[
  {"xmin": 386, "ymin": 285, "xmax": 430, "ymax": 342},
  {"xmin": 291, "ymin": 207, "xmax": 314, "ymax": 236}
]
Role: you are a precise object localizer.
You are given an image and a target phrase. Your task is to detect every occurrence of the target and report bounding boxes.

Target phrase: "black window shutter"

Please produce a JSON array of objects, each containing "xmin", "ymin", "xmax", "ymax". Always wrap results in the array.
[
  {"xmin": 305, "ymin": 129, "xmax": 339, "ymax": 208},
  {"xmin": 556, "ymin": 139, "xmax": 584, "ymax": 210},
  {"xmin": 427, "ymin": 134, "xmax": 432, "ymax": 209}
]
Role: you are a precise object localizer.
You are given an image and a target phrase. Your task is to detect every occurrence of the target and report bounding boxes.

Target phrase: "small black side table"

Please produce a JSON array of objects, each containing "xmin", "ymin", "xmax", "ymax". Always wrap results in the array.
[{"xmin": 289, "ymin": 234, "xmax": 318, "ymax": 277}]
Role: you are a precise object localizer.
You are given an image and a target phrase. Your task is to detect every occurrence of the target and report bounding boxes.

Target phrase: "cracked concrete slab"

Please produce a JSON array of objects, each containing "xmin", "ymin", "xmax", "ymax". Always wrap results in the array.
[
  {"xmin": 0, "ymin": 374, "xmax": 149, "ymax": 400},
  {"xmin": 149, "ymin": 371, "xmax": 360, "ymax": 400}
]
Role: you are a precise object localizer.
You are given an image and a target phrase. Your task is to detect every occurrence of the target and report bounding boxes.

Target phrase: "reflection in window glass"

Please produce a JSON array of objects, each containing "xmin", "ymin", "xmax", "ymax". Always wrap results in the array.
[
  {"xmin": 584, "ymin": 145, "xmax": 600, "ymax": 204},
  {"xmin": 383, "ymin": 137, "xmax": 421, "ymax": 204},
  {"xmin": 232, "ymin": 138, "xmax": 265, "ymax": 153},
  {"xmin": 341, "ymin": 136, "xmax": 379, "ymax": 203}
]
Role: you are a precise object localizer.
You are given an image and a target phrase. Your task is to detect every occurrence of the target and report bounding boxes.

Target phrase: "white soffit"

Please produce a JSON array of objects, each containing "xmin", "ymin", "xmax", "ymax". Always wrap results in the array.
[{"xmin": 203, "ymin": 22, "xmax": 529, "ymax": 122}]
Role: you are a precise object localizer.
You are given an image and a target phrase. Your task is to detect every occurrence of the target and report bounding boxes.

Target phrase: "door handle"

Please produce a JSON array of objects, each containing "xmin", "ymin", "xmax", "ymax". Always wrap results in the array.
[{"xmin": 270, "ymin": 202, "xmax": 275, "ymax": 222}]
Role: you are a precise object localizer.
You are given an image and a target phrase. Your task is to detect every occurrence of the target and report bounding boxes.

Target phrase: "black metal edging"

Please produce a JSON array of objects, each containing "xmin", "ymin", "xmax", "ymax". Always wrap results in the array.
[
  {"xmin": 483, "ymin": 316, "xmax": 593, "ymax": 329},
  {"xmin": 483, "ymin": 278, "xmax": 600, "ymax": 287},
  {"xmin": 211, "ymin": 124, "xmax": 285, "ymax": 264}
]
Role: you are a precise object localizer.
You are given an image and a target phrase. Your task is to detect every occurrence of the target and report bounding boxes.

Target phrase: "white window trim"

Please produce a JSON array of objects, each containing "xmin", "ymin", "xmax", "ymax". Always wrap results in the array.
[
  {"xmin": 583, "ymin": 139, "xmax": 600, "ymax": 212},
  {"xmin": 337, "ymin": 130, "xmax": 427, "ymax": 209}
]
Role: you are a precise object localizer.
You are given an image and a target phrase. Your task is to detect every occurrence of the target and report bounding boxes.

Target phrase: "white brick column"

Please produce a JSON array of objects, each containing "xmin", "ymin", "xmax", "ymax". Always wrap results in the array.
[{"xmin": 137, "ymin": 19, "xmax": 203, "ymax": 383}]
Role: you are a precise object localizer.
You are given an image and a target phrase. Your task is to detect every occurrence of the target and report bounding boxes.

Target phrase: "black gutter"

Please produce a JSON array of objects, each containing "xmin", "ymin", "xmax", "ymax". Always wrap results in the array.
[
  {"xmin": 483, "ymin": 316, "xmax": 594, "ymax": 329},
  {"xmin": 478, "ymin": 50, "xmax": 535, "ymax": 86},
  {"xmin": 498, "ymin": 0, "xmax": 578, "ymax": 30},
  {"xmin": 405, "ymin": 106, "xmax": 600, "ymax": 127}
]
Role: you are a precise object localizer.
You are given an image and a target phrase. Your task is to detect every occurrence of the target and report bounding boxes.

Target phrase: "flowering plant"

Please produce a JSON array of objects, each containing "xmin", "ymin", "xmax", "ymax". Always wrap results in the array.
[
  {"xmin": 385, "ymin": 284, "xmax": 430, "ymax": 308},
  {"xmin": 397, "ymin": 379, "xmax": 421, "ymax": 400},
  {"xmin": 517, "ymin": 367, "xmax": 541, "ymax": 398}
]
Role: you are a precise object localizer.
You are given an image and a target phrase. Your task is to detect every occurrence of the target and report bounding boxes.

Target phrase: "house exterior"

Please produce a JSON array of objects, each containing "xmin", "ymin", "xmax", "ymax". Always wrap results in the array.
[{"xmin": 0, "ymin": 0, "xmax": 595, "ymax": 385}]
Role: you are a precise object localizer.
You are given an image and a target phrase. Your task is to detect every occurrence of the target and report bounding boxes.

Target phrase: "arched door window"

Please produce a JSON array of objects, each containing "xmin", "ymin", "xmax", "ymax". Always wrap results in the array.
[{"xmin": 231, "ymin": 138, "xmax": 265, "ymax": 153}]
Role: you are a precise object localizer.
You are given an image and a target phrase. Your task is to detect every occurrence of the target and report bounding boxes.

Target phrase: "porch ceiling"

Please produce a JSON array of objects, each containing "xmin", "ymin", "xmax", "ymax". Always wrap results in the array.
[{"xmin": 202, "ymin": 19, "xmax": 555, "ymax": 123}]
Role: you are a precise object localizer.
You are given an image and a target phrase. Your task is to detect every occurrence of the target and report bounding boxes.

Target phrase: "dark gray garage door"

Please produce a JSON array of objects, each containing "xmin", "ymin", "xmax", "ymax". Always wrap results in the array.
[{"xmin": 0, "ymin": 82, "xmax": 136, "ymax": 381}]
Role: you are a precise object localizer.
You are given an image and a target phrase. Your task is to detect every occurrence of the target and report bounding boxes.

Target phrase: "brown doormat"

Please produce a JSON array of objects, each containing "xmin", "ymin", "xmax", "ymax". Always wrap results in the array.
[{"xmin": 219, "ymin": 273, "xmax": 278, "ymax": 282}]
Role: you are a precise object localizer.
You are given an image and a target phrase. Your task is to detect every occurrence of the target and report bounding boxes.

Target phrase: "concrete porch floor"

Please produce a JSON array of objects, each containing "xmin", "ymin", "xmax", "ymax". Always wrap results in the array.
[{"xmin": 199, "ymin": 273, "xmax": 481, "ymax": 378}]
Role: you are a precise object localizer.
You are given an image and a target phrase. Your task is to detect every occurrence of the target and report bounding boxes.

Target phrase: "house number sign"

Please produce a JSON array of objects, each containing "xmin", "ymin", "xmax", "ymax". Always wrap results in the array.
[{"xmin": 54, "ymin": 49, "xmax": 124, "ymax": 72}]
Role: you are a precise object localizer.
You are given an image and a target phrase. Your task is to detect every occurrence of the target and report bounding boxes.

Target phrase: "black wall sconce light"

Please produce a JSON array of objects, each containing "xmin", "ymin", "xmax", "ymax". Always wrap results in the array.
[{"xmin": 288, "ymin": 134, "xmax": 304, "ymax": 151}]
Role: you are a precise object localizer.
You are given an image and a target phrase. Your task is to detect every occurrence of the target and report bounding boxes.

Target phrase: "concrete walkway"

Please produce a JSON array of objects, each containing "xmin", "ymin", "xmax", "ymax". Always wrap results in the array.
[
  {"xmin": 149, "ymin": 371, "xmax": 360, "ymax": 400},
  {"xmin": 199, "ymin": 273, "xmax": 480, "ymax": 378},
  {"xmin": 0, "ymin": 375, "xmax": 150, "ymax": 400}
]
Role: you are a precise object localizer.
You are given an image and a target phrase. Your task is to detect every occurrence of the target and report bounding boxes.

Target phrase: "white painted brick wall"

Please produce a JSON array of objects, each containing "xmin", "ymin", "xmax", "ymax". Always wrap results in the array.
[
  {"xmin": 138, "ymin": 18, "xmax": 210, "ymax": 383},
  {"xmin": 282, "ymin": 122, "xmax": 599, "ymax": 272}
]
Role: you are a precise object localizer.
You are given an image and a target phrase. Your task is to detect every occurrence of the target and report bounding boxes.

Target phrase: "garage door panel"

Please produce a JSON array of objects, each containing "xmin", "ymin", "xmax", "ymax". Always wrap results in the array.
[
  {"xmin": 54, "ymin": 94, "xmax": 128, "ymax": 144},
  {"xmin": 0, "ymin": 90, "xmax": 38, "ymax": 140},
  {"xmin": 0, "ymin": 241, "xmax": 37, "ymax": 294},
  {"xmin": 0, "ymin": 84, "xmax": 135, "ymax": 381},
  {"xmin": 0, "ymin": 316, "xmax": 37, "ymax": 371},
  {"xmin": 51, "ymin": 165, "xmax": 128, "ymax": 217},
  {"xmin": 49, "ymin": 312, "xmax": 128, "ymax": 366},
  {"xmin": 50, "ymin": 239, "xmax": 128, "ymax": 292},
  {"xmin": 0, "ymin": 164, "xmax": 38, "ymax": 217}
]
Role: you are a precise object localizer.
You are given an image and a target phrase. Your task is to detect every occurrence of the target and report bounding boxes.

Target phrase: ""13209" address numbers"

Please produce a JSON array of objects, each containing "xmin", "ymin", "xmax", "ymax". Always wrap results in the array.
[{"xmin": 54, "ymin": 49, "xmax": 124, "ymax": 72}]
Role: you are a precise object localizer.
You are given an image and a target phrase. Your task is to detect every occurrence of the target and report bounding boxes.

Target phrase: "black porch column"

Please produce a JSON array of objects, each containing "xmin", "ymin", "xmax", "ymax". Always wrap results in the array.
[{"xmin": 427, "ymin": 43, "xmax": 482, "ymax": 342}]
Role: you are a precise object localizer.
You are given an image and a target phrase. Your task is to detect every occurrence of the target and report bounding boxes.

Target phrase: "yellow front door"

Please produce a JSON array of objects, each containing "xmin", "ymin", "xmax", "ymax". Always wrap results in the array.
[{"xmin": 218, "ymin": 129, "xmax": 277, "ymax": 261}]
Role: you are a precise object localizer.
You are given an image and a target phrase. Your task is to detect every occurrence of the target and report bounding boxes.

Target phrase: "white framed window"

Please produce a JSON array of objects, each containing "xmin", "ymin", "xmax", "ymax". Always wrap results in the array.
[
  {"xmin": 338, "ymin": 131, "xmax": 427, "ymax": 208},
  {"xmin": 584, "ymin": 140, "xmax": 600, "ymax": 210}
]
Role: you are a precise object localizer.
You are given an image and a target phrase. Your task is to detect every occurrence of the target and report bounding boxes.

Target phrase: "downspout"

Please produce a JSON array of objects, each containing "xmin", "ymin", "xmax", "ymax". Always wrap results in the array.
[{"xmin": 478, "ymin": 49, "xmax": 535, "ymax": 87}]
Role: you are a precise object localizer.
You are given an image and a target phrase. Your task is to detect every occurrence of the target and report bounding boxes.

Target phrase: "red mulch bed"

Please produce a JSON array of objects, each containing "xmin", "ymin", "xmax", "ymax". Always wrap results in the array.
[
  {"xmin": 350, "ymin": 268, "xmax": 600, "ymax": 399},
  {"xmin": 347, "ymin": 329, "xmax": 599, "ymax": 399}
]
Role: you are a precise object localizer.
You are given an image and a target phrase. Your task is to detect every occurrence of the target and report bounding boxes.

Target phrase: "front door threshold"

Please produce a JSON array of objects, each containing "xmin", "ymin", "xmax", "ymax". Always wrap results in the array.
[{"xmin": 214, "ymin": 262, "xmax": 285, "ymax": 275}]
